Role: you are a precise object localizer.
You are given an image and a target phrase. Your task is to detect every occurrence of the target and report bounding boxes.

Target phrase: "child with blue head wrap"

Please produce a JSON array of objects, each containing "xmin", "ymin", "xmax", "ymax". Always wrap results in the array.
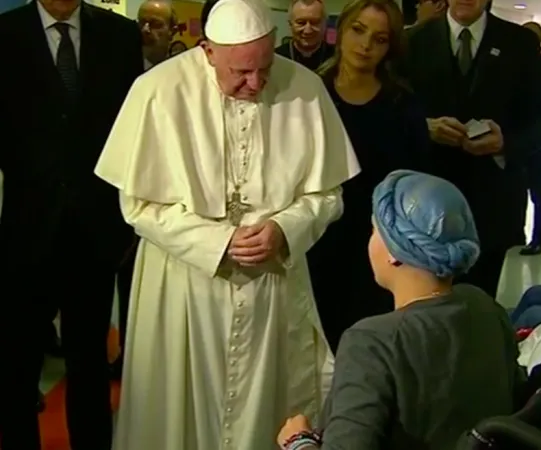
[
  {"xmin": 278, "ymin": 171, "xmax": 524, "ymax": 450},
  {"xmin": 279, "ymin": 171, "xmax": 524, "ymax": 450},
  {"xmin": 370, "ymin": 170, "xmax": 480, "ymax": 290}
]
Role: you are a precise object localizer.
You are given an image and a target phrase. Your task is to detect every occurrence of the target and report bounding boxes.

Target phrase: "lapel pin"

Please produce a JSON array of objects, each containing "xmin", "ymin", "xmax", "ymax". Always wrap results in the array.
[{"xmin": 490, "ymin": 48, "xmax": 501, "ymax": 56}]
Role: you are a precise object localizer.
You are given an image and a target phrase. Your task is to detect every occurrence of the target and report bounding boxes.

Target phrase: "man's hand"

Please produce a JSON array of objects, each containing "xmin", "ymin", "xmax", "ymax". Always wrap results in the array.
[
  {"xmin": 277, "ymin": 415, "xmax": 312, "ymax": 448},
  {"xmin": 427, "ymin": 117, "xmax": 468, "ymax": 146},
  {"xmin": 228, "ymin": 220, "xmax": 285, "ymax": 266},
  {"xmin": 462, "ymin": 120, "xmax": 504, "ymax": 156}
]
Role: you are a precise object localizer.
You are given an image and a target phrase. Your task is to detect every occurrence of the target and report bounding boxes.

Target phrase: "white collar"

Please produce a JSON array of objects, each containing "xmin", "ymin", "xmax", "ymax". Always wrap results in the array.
[
  {"xmin": 36, "ymin": 0, "xmax": 81, "ymax": 30},
  {"xmin": 447, "ymin": 9, "xmax": 487, "ymax": 44}
]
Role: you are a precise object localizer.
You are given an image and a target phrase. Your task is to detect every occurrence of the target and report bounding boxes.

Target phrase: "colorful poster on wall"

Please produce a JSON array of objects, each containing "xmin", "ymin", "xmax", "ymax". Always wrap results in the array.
[
  {"xmin": 326, "ymin": 15, "xmax": 338, "ymax": 44},
  {"xmin": 171, "ymin": 1, "xmax": 204, "ymax": 50}
]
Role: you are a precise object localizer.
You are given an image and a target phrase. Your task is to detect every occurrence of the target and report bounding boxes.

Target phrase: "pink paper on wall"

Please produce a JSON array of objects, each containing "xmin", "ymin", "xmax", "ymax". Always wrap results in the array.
[
  {"xmin": 326, "ymin": 28, "xmax": 336, "ymax": 44},
  {"xmin": 189, "ymin": 18, "xmax": 201, "ymax": 36}
]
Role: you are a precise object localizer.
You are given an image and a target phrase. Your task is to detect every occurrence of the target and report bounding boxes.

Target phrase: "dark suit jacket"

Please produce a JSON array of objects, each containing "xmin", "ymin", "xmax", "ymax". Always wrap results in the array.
[
  {"xmin": 405, "ymin": 14, "xmax": 541, "ymax": 251},
  {"xmin": 0, "ymin": 1, "xmax": 143, "ymax": 269}
]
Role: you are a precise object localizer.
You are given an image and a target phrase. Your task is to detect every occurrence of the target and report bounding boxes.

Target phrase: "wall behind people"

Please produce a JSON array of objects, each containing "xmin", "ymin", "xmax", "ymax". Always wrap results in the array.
[
  {"xmin": 87, "ymin": 0, "xmax": 127, "ymax": 16},
  {"xmin": 0, "ymin": 0, "xmax": 25, "ymax": 14},
  {"xmin": 125, "ymin": 0, "xmax": 401, "ymax": 39}
]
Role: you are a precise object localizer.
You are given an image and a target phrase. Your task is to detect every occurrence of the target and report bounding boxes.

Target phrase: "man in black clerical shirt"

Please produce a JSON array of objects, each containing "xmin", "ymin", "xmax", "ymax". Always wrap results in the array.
[
  {"xmin": 275, "ymin": 0, "xmax": 334, "ymax": 72},
  {"xmin": 0, "ymin": 0, "xmax": 143, "ymax": 449},
  {"xmin": 404, "ymin": 0, "xmax": 541, "ymax": 298}
]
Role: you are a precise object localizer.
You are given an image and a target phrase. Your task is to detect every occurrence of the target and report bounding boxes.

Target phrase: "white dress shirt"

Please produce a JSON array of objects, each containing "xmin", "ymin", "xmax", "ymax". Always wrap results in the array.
[
  {"xmin": 36, "ymin": 1, "xmax": 81, "ymax": 66},
  {"xmin": 447, "ymin": 10, "xmax": 487, "ymax": 58}
]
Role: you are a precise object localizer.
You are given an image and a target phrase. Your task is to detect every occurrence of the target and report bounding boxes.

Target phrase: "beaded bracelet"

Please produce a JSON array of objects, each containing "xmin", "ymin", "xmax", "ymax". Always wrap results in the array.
[
  {"xmin": 283, "ymin": 430, "xmax": 322, "ymax": 449},
  {"xmin": 286, "ymin": 437, "xmax": 320, "ymax": 450}
]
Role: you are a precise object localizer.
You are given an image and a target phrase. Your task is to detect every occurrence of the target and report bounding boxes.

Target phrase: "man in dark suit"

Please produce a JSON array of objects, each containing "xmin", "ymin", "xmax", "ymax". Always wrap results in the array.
[
  {"xmin": 0, "ymin": 1, "xmax": 143, "ymax": 449},
  {"xmin": 404, "ymin": 0, "xmax": 541, "ymax": 298}
]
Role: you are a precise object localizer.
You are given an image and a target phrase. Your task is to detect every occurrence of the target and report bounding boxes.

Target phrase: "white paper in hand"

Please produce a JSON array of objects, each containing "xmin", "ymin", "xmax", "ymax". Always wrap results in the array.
[{"xmin": 466, "ymin": 119, "xmax": 491, "ymax": 139}]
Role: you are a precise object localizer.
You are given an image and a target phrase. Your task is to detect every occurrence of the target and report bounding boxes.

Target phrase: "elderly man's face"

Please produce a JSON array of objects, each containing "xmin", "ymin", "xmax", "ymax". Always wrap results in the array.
[
  {"xmin": 38, "ymin": 0, "xmax": 80, "ymax": 21},
  {"xmin": 289, "ymin": 1, "xmax": 326, "ymax": 51},
  {"xmin": 204, "ymin": 33, "xmax": 275, "ymax": 102},
  {"xmin": 138, "ymin": 2, "xmax": 175, "ymax": 55},
  {"xmin": 448, "ymin": 0, "xmax": 488, "ymax": 26}
]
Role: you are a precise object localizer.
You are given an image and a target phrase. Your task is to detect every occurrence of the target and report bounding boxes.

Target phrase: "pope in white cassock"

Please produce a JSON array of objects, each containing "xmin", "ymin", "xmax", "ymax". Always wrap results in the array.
[{"xmin": 95, "ymin": 0, "xmax": 359, "ymax": 448}]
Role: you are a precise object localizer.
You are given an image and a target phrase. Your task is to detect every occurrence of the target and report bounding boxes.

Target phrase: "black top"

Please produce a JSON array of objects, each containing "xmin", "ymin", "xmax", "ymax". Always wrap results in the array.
[
  {"xmin": 275, "ymin": 41, "xmax": 335, "ymax": 72},
  {"xmin": 0, "ymin": 2, "xmax": 143, "ymax": 267},
  {"xmin": 307, "ymin": 79, "xmax": 431, "ymax": 353},
  {"xmin": 404, "ymin": 14, "xmax": 541, "ymax": 252},
  {"xmin": 319, "ymin": 284, "xmax": 525, "ymax": 450}
]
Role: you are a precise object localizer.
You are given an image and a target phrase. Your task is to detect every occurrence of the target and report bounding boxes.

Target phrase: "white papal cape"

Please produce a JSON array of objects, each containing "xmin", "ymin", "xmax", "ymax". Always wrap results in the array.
[{"xmin": 95, "ymin": 47, "xmax": 359, "ymax": 450}]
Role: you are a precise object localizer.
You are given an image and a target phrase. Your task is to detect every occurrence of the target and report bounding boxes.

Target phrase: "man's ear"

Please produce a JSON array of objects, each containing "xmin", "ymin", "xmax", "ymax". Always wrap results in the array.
[
  {"xmin": 201, "ymin": 41, "xmax": 216, "ymax": 66},
  {"xmin": 435, "ymin": 0, "xmax": 447, "ymax": 13}
]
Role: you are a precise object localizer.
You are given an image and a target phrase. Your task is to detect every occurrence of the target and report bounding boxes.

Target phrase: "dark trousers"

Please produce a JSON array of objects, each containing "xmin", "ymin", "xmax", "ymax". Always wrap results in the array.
[
  {"xmin": 0, "ymin": 228, "xmax": 116, "ymax": 450},
  {"xmin": 116, "ymin": 242, "xmax": 137, "ymax": 353},
  {"xmin": 510, "ymin": 285, "xmax": 541, "ymax": 329}
]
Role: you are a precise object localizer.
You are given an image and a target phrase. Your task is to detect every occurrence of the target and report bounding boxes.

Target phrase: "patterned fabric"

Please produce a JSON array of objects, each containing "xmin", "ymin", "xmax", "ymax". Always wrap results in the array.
[{"xmin": 54, "ymin": 22, "xmax": 79, "ymax": 97}]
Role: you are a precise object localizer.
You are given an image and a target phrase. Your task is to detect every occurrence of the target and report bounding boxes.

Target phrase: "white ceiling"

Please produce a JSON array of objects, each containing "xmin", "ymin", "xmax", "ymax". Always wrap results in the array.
[{"xmin": 492, "ymin": 0, "xmax": 541, "ymax": 18}]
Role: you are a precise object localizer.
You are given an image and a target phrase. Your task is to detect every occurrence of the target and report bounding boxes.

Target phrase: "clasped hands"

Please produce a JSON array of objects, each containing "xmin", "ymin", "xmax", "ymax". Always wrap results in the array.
[
  {"xmin": 227, "ymin": 220, "xmax": 286, "ymax": 266},
  {"xmin": 427, "ymin": 117, "xmax": 504, "ymax": 155}
]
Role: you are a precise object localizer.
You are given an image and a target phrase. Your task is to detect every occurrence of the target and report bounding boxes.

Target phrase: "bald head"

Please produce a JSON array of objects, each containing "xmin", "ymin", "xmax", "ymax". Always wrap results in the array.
[{"xmin": 138, "ymin": 0, "xmax": 178, "ymax": 64}]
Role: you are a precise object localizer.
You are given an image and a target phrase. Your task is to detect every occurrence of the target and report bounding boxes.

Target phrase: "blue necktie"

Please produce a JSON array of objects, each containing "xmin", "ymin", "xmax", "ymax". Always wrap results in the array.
[{"xmin": 54, "ymin": 22, "xmax": 79, "ymax": 98}]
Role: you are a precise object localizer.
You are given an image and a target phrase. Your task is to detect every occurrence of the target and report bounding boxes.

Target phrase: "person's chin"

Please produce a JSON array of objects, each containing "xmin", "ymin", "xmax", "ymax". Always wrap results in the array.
[
  {"xmin": 299, "ymin": 38, "xmax": 319, "ymax": 48},
  {"xmin": 350, "ymin": 59, "xmax": 374, "ymax": 72}
]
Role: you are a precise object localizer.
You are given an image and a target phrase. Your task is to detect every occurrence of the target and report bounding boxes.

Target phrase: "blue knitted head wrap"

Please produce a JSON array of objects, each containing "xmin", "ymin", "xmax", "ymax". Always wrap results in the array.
[{"xmin": 372, "ymin": 170, "xmax": 480, "ymax": 278}]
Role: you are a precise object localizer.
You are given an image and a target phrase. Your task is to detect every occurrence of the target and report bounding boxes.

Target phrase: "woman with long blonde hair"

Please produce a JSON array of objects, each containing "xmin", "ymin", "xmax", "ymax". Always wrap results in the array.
[{"xmin": 307, "ymin": 0, "xmax": 431, "ymax": 354}]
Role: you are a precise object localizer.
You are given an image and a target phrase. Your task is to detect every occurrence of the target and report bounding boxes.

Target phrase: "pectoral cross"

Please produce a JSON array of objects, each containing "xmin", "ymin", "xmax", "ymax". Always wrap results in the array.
[{"xmin": 227, "ymin": 191, "xmax": 253, "ymax": 226}]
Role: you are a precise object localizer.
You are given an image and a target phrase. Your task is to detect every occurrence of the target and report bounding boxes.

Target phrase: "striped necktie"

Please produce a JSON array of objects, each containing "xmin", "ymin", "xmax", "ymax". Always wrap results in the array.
[{"xmin": 54, "ymin": 22, "xmax": 79, "ymax": 98}]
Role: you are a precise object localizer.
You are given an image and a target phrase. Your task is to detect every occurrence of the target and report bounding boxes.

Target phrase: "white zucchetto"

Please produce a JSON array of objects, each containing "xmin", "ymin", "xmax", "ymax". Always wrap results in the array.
[{"xmin": 204, "ymin": 0, "xmax": 275, "ymax": 45}]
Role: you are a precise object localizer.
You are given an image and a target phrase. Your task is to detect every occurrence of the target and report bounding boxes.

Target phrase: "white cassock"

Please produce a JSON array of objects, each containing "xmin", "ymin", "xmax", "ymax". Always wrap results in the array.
[{"xmin": 95, "ymin": 47, "xmax": 359, "ymax": 450}]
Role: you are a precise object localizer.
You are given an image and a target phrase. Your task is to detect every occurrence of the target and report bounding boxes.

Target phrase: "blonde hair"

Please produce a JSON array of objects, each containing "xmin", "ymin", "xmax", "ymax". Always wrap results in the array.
[{"xmin": 318, "ymin": 0, "xmax": 406, "ymax": 89}]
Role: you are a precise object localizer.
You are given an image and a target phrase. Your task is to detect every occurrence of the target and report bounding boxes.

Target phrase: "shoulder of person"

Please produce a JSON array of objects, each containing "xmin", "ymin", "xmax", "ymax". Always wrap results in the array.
[
  {"xmin": 0, "ymin": 2, "xmax": 33, "ymax": 31},
  {"xmin": 274, "ymin": 42, "xmax": 289, "ymax": 57},
  {"xmin": 405, "ymin": 17, "xmax": 442, "ymax": 44},
  {"xmin": 347, "ymin": 311, "xmax": 403, "ymax": 341},
  {"xmin": 132, "ymin": 48, "xmax": 205, "ymax": 99},
  {"xmin": 273, "ymin": 54, "xmax": 328, "ymax": 94},
  {"xmin": 487, "ymin": 14, "xmax": 537, "ymax": 52}
]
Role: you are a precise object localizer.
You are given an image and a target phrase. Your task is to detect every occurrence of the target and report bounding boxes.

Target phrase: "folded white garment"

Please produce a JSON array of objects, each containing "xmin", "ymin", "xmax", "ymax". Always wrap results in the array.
[{"xmin": 518, "ymin": 325, "xmax": 541, "ymax": 374}]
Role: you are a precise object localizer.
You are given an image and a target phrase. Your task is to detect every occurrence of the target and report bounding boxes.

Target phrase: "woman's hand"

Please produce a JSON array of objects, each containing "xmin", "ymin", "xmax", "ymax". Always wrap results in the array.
[{"xmin": 277, "ymin": 414, "xmax": 312, "ymax": 448}]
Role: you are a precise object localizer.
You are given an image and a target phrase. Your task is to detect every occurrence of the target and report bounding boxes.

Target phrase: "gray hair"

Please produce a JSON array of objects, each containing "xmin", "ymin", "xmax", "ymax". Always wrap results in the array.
[{"xmin": 288, "ymin": 0, "xmax": 327, "ymax": 19}]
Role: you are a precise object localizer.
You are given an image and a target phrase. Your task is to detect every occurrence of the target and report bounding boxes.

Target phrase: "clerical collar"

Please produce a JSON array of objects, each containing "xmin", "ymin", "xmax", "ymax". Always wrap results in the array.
[
  {"xmin": 289, "ymin": 41, "xmax": 328, "ymax": 71},
  {"xmin": 447, "ymin": 9, "xmax": 487, "ymax": 49}
]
